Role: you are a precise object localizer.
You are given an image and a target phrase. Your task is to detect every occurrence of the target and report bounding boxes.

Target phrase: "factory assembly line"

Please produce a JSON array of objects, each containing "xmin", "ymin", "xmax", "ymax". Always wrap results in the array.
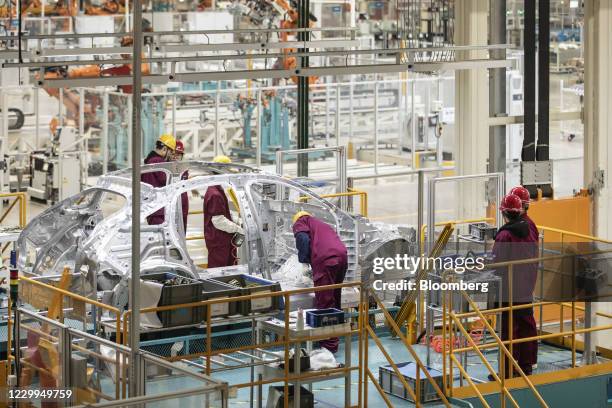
[{"xmin": 0, "ymin": 1, "xmax": 611, "ymax": 408}]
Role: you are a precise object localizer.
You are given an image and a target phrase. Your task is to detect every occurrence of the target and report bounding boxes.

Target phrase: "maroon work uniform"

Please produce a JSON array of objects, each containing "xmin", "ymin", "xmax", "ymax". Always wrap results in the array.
[
  {"xmin": 293, "ymin": 215, "xmax": 348, "ymax": 353},
  {"xmin": 204, "ymin": 185, "xmax": 236, "ymax": 268},
  {"xmin": 492, "ymin": 218, "xmax": 539, "ymax": 375},
  {"xmin": 142, "ymin": 151, "xmax": 167, "ymax": 225},
  {"xmin": 523, "ymin": 213, "xmax": 539, "ymax": 242},
  {"xmin": 180, "ymin": 171, "xmax": 189, "ymax": 232}
]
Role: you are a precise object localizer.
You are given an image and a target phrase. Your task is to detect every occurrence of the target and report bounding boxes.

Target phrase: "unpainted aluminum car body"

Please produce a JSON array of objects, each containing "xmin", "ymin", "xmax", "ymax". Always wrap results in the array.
[{"xmin": 17, "ymin": 161, "xmax": 416, "ymax": 308}]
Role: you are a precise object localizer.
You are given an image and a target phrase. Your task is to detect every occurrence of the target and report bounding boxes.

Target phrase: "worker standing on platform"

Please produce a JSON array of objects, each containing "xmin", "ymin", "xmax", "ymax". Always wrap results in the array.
[
  {"xmin": 292, "ymin": 211, "xmax": 348, "ymax": 353},
  {"xmin": 142, "ymin": 134, "xmax": 176, "ymax": 225},
  {"xmin": 172, "ymin": 140, "xmax": 189, "ymax": 233},
  {"xmin": 203, "ymin": 155, "xmax": 244, "ymax": 268},
  {"xmin": 510, "ymin": 186, "xmax": 539, "ymax": 241},
  {"xmin": 491, "ymin": 194, "xmax": 539, "ymax": 378}
]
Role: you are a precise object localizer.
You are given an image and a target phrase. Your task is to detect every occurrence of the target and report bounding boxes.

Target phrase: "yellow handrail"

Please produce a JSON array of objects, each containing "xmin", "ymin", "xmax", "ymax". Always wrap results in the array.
[
  {"xmin": 453, "ymin": 291, "xmax": 549, "ymax": 408},
  {"xmin": 0, "ymin": 192, "xmax": 27, "ymax": 228},
  {"xmin": 302, "ymin": 189, "xmax": 369, "ymax": 217},
  {"xmin": 18, "ymin": 276, "xmax": 122, "ymax": 343},
  {"xmin": 439, "ymin": 225, "xmax": 612, "ymax": 404},
  {"xmin": 368, "ymin": 289, "xmax": 452, "ymax": 407},
  {"xmin": 0, "ymin": 192, "xmax": 27, "ymax": 254},
  {"xmin": 118, "ymin": 281, "xmax": 363, "ymax": 406},
  {"xmin": 537, "ymin": 225, "xmax": 612, "ymax": 244}
]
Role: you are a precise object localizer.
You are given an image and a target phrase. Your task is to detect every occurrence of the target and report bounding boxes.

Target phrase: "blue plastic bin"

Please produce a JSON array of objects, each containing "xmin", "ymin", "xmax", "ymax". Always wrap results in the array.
[{"xmin": 305, "ymin": 308, "xmax": 345, "ymax": 327}]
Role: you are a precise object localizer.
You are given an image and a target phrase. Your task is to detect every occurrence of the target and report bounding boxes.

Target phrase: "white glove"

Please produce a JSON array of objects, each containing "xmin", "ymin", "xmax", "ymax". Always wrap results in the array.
[
  {"xmin": 301, "ymin": 263, "xmax": 312, "ymax": 278},
  {"xmin": 211, "ymin": 215, "xmax": 245, "ymax": 235}
]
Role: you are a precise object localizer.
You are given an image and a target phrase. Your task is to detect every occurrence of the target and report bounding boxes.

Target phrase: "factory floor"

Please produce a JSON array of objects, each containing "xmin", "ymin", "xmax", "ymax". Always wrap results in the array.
[{"xmin": 138, "ymin": 334, "xmax": 583, "ymax": 407}]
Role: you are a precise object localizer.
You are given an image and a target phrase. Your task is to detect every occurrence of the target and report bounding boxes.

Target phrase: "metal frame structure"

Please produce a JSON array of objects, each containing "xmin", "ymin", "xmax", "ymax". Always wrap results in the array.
[
  {"xmin": 427, "ymin": 172, "xmax": 505, "ymax": 253},
  {"xmin": 275, "ymin": 145, "xmax": 347, "ymax": 207},
  {"xmin": 11, "ymin": 217, "xmax": 612, "ymax": 407},
  {"xmin": 14, "ymin": 307, "xmax": 229, "ymax": 405}
]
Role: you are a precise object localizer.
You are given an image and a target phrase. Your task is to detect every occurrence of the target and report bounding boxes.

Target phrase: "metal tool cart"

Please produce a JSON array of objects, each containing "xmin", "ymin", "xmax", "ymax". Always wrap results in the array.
[{"xmin": 255, "ymin": 313, "xmax": 353, "ymax": 408}]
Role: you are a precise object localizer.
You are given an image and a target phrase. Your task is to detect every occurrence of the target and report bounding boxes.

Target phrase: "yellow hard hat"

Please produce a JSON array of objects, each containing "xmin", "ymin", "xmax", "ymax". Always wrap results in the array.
[
  {"xmin": 213, "ymin": 155, "xmax": 232, "ymax": 164},
  {"xmin": 292, "ymin": 211, "xmax": 311, "ymax": 224},
  {"xmin": 158, "ymin": 134, "xmax": 176, "ymax": 151}
]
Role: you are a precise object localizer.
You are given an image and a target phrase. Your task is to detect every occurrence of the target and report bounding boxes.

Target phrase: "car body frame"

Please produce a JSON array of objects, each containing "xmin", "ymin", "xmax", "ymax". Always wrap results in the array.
[{"xmin": 18, "ymin": 161, "xmax": 416, "ymax": 308}]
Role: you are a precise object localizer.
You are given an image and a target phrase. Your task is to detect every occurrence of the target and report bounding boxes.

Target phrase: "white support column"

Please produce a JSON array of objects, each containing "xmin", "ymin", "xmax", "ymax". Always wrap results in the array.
[
  {"xmin": 454, "ymin": 0, "xmax": 489, "ymax": 219},
  {"xmin": 584, "ymin": 0, "xmax": 612, "ymax": 356}
]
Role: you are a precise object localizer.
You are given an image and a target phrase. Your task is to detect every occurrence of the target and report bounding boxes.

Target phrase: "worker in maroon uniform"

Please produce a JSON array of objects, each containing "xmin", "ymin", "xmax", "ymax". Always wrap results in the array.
[
  {"xmin": 292, "ymin": 211, "xmax": 348, "ymax": 353},
  {"xmin": 142, "ymin": 134, "xmax": 175, "ymax": 225},
  {"xmin": 510, "ymin": 186, "xmax": 538, "ymax": 241},
  {"xmin": 172, "ymin": 140, "xmax": 189, "ymax": 233},
  {"xmin": 204, "ymin": 155, "xmax": 244, "ymax": 268},
  {"xmin": 491, "ymin": 194, "xmax": 539, "ymax": 378}
]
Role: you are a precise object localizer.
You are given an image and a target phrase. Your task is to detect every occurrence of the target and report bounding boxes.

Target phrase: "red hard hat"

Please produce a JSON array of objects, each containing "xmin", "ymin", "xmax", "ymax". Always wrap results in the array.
[
  {"xmin": 510, "ymin": 186, "xmax": 530, "ymax": 204},
  {"xmin": 175, "ymin": 140, "xmax": 185, "ymax": 154},
  {"xmin": 500, "ymin": 194, "xmax": 523, "ymax": 213}
]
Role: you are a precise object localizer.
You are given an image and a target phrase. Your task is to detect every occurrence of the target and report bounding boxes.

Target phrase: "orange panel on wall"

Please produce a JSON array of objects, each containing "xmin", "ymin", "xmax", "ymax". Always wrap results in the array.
[{"xmin": 528, "ymin": 196, "xmax": 591, "ymax": 241}]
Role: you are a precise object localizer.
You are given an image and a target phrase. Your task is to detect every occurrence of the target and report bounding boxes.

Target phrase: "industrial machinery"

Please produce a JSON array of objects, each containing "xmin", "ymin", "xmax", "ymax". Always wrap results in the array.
[
  {"xmin": 20, "ymin": 0, "xmax": 76, "ymax": 17},
  {"xmin": 84, "ymin": 0, "xmax": 125, "ymax": 15},
  {"xmin": 27, "ymin": 126, "xmax": 83, "ymax": 203},
  {"xmin": 230, "ymin": 0, "xmax": 318, "ymax": 84},
  {"xmin": 42, "ymin": 66, "xmax": 103, "ymax": 134},
  {"xmin": 17, "ymin": 160, "xmax": 416, "ymax": 312},
  {"xmin": 231, "ymin": 91, "xmax": 292, "ymax": 162}
]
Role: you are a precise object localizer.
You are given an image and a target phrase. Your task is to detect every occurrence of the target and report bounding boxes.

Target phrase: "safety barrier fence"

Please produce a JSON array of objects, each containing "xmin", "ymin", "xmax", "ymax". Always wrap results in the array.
[
  {"xmin": 355, "ymin": 224, "xmax": 612, "ymax": 407},
  {"xmin": 441, "ymin": 246, "xmax": 612, "ymax": 408},
  {"xmin": 298, "ymin": 188, "xmax": 369, "ymax": 217},
  {"xmin": 415, "ymin": 217, "xmax": 494, "ymax": 336},
  {"xmin": 8, "ymin": 225, "xmax": 612, "ymax": 406},
  {"xmin": 536, "ymin": 226, "xmax": 612, "ymax": 340},
  {"xmin": 361, "ymin": 287, "xmax": 452, "ymax": 407},
  {"xmin": 122, "ymin": 281, "xmax": 363, "ymax": 408},
  {"xmin": 12, "ymin": 272, "xmax": 123, "ymax": 392},
  {"xmin": 0, "ymin": 192, "xmax": 27, "ymax": 254},
  {"xmin": 18, "ymin": 274, "xmax": 123, "ymax": 344},
  {"xmin": 13, "ymin": 308, "xmax": 228, "ymax": 406}
]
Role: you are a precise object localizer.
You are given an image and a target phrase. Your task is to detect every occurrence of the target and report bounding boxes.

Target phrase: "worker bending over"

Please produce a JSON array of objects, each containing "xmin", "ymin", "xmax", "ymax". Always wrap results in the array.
[
  {"xmin": 142, "ymin": 134, "xmax": 176, "ymax": 225},
  {"xmin": 492, "ymin": 194, "xmax": 539, "ymax": 378},
  {"xmin": 204, "ymin": 155, "xmax": 244, "ymax": 268},
  {"xmin": 173, "ymin": 140, "xmax": 189, "ymax": 232},
  {"xmin": 510, "ymin": 185, "xmax": 538, "ymax": 240},
  {"xmin": 293, "ymin": 211, "xmax": 348, "ymax": 353}
]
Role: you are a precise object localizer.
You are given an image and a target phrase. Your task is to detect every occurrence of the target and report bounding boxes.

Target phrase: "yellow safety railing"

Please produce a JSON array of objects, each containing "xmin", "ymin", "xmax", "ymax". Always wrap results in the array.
[
  {"xmin": 18, "ymin": 276, "xmax": 122, "ymax": 339},
  {"xmin": 14, "ymin": 275, "xmax": 124, "ymax": 398},
  {"xmin": 537, "ymin": 225, "xmax": 612, "ymax": 245},
  {"xmin": 535, "ymin": 225, "xmax": 612, "ymax": 340},
  {"xmin": 415, "ymin": 218, "xmax": 494, "ymax": 334},
  {"xmin": 441, "ymin": 245, "xmax": 612, "ymax": 407},
  {"xmin": 118, "ymin": 280, "xmax": 448, "ymax": 407},
  {"xmin": 364, "ymin": 289, "xmax": 452, "ymax": 407},
  {"xmin": 299, "ymin": 188, "xmax": 368, "ymax": 217},
  {"xmin": 0, "ymin": 192, "xmax": 27, "ymax": 254},
  {"xmin": 122, "ymin": 282, "xmax": 362, "ymax": 407}
]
